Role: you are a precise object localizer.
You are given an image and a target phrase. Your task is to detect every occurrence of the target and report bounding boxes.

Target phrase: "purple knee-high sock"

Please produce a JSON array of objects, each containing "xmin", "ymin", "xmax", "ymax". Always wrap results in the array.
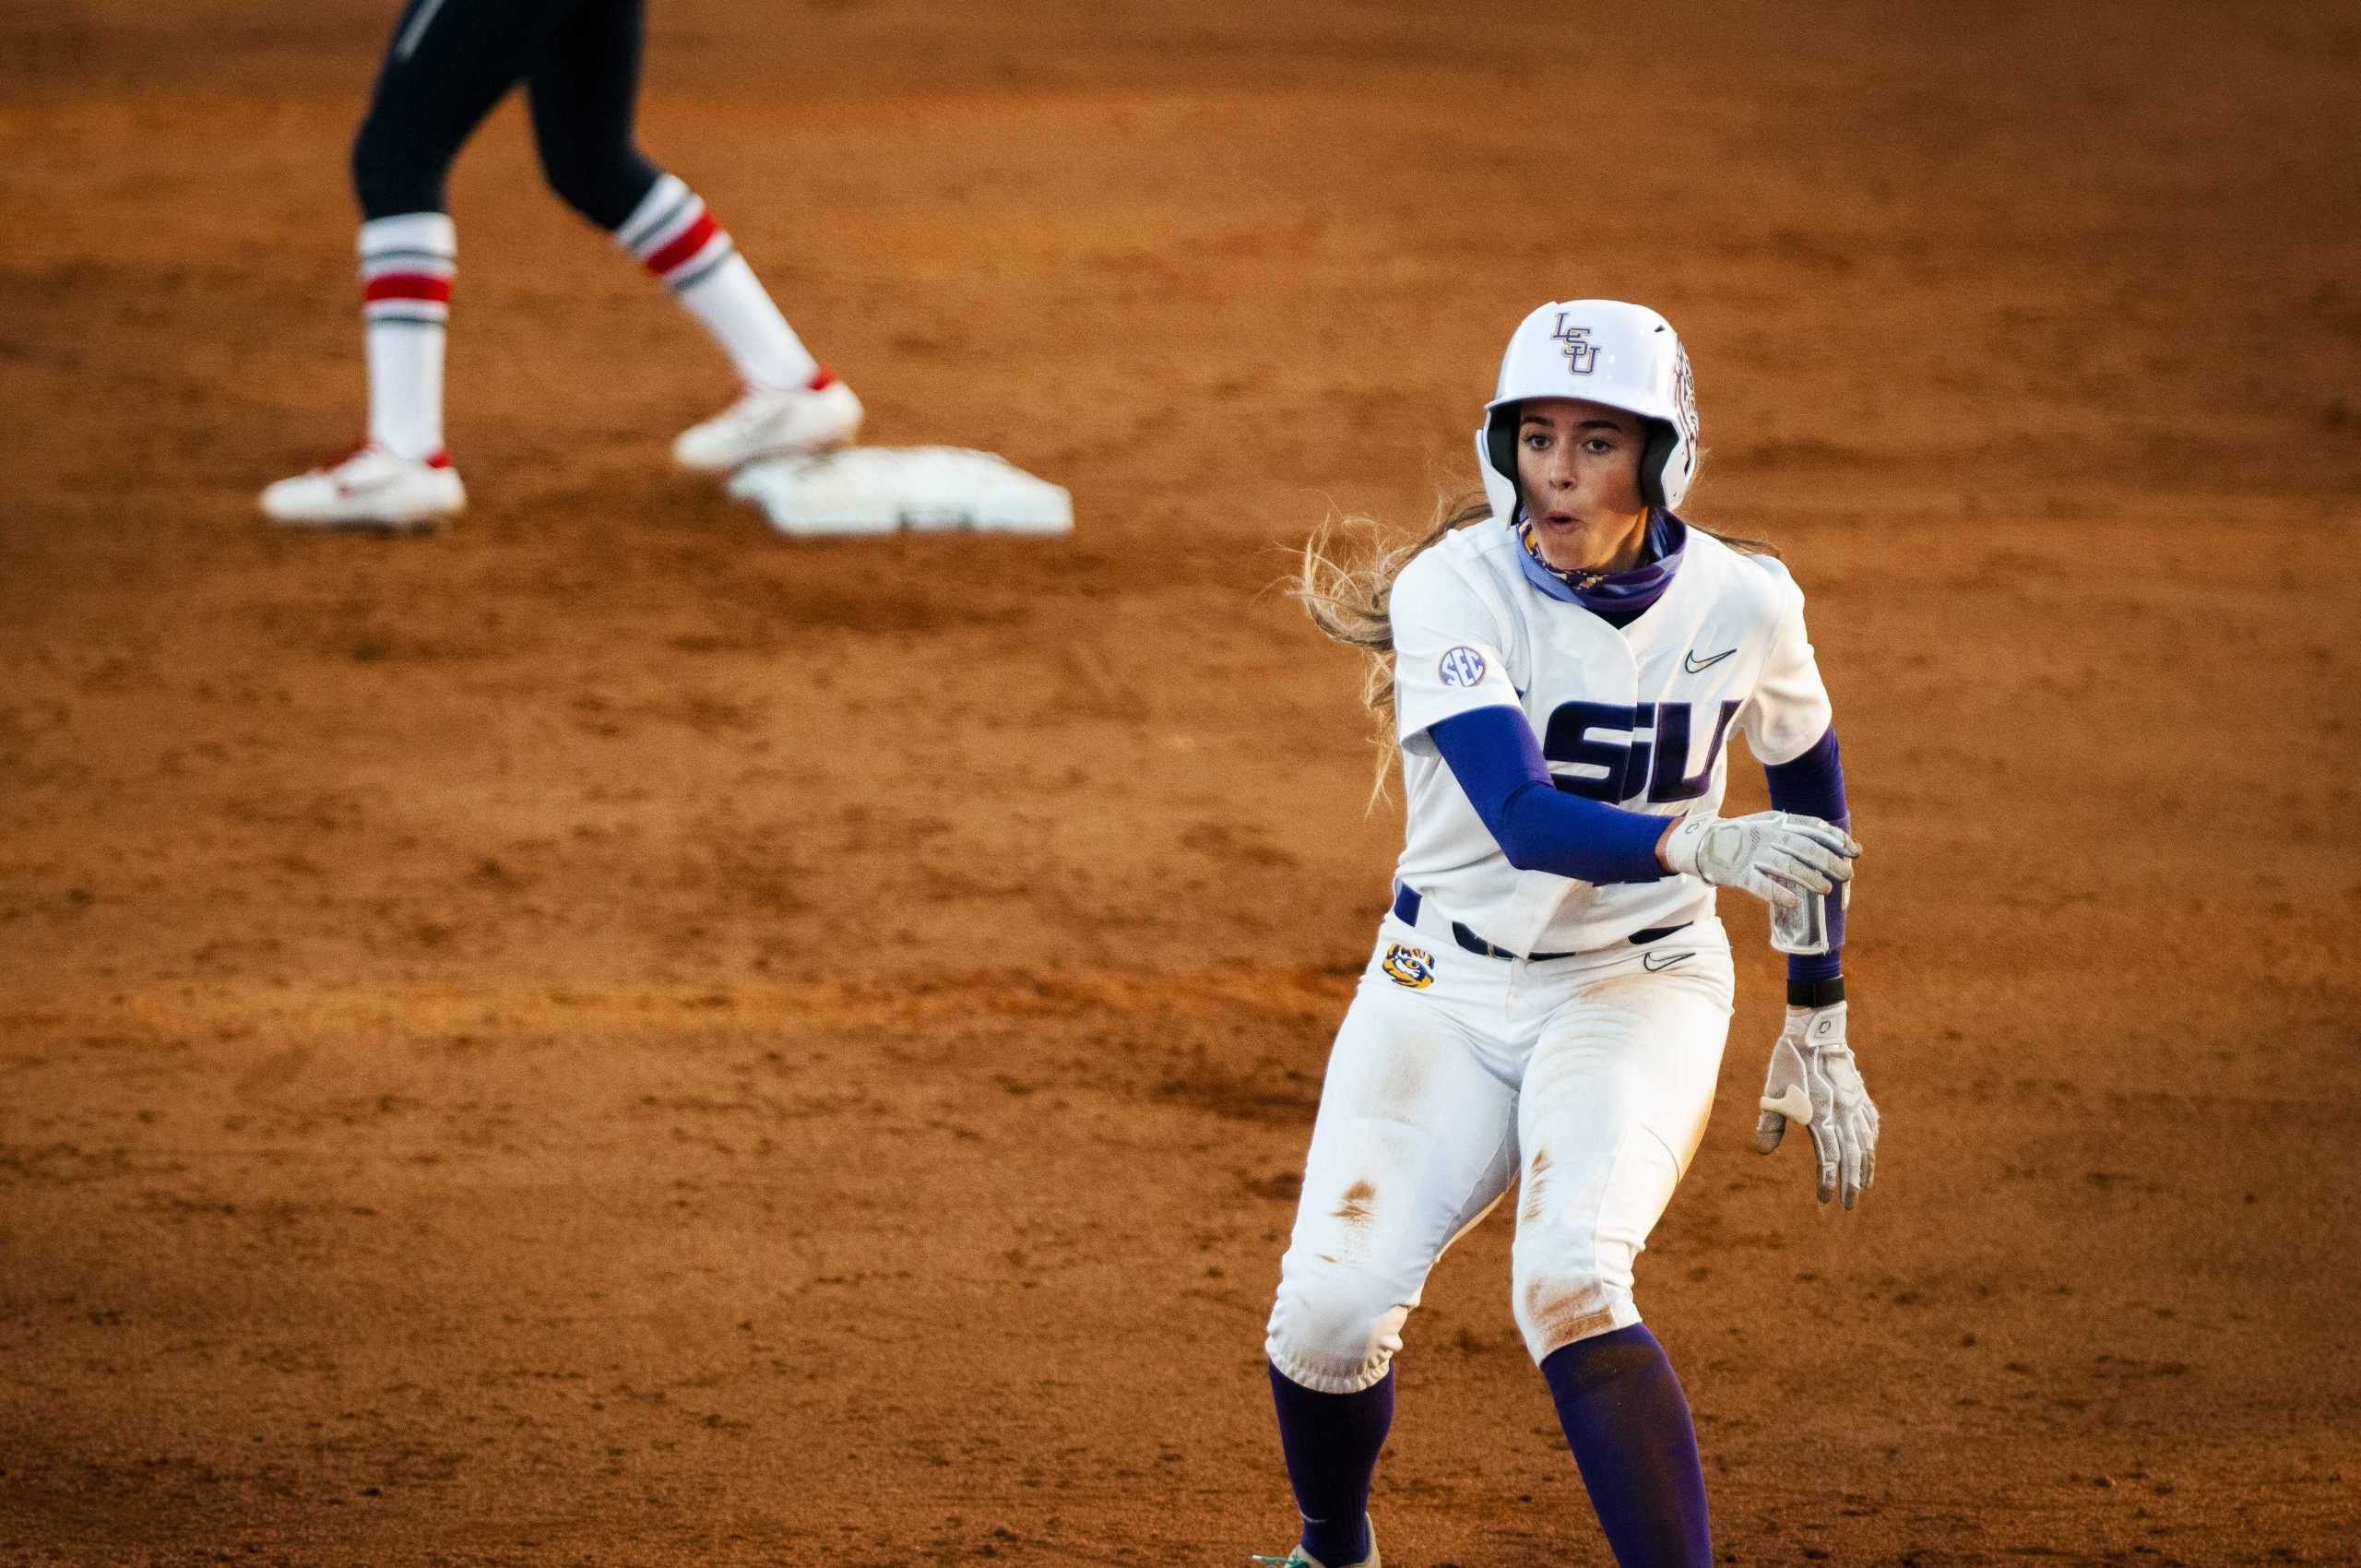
[
  {"xmin": 1268, "ymin": 1360, "xmax": 1391, "ymax": 1566},
  {"xmin": 1539, "ymin": 1324, "xmax": 1712, "ymax": 1568}
]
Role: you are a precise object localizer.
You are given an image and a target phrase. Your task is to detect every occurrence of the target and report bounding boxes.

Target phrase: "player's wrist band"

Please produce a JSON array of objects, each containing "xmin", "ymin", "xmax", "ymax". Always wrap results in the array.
[{"xmin": 1788, "ymin": 975, "xmax": 1845, "ymax": 1008}]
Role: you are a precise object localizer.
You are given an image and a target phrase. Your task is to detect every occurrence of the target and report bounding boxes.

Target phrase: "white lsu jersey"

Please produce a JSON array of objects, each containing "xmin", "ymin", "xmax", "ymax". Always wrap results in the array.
[{"xmin": 1388, "ymin": 518, "xmax": 1833, "ymax": 957}]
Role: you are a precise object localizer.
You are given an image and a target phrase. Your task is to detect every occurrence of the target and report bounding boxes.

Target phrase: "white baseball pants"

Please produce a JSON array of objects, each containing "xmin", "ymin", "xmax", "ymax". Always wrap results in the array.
[{"xmin": 1264, "ymin": 909, "xmax": 1735, "ymax": 1395}]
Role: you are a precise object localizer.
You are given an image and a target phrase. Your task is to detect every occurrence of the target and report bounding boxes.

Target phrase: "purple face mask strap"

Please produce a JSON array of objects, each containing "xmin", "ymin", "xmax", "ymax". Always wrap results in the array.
[{"xmin": 1514, "ymin": 511, "xmax": 1689, "ymax": 621}]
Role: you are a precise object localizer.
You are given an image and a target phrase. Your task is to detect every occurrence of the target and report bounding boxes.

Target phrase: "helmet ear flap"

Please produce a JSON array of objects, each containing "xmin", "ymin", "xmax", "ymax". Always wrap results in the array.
[
  {"xmin": 1639, "ymin": 420, "xmax": 1678, "ymax": 509},
  {"xmin": 1486, "ymin": 405, "xmax": 1522, "ymax": 517}
]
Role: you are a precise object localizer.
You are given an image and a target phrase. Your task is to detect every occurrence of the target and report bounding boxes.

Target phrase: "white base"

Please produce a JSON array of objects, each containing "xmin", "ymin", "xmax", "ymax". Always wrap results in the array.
[{"xmin": 726, "ymin": 446, "xmax": 1074, "ymax": 538}]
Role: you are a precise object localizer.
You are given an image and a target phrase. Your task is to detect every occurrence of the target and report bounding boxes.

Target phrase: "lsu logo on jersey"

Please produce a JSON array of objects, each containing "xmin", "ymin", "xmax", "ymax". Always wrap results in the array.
[
  {"xmin": 1551, "ymin": 314, "xmax": 1598, "ymax": 374},
  {"xmin": 1438, "ymin": 646, "xmax": 1487, "ymax": 688},
  {"xmin": 1543, "ymin": 699, "xmax": 1741, "ymax": 804},
  {"xmin": 1381, "ymin": 942, "xmax": 1436, "ymax": 990}
]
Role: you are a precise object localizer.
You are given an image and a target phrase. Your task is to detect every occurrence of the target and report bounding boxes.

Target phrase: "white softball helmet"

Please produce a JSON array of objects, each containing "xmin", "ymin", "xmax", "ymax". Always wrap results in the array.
[{"xmin": 1476, "ymin": 299, "xmax": 1701, "ymax": 523}]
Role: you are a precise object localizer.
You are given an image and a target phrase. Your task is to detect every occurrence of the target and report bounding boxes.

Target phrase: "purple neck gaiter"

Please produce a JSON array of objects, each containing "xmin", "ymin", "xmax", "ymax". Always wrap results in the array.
[{"xmin": 1516, "ymin": 509, "xmax": 1687, "ymax": 626}]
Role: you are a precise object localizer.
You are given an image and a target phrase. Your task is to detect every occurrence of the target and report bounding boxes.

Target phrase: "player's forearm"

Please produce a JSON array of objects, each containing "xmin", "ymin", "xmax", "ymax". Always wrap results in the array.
[
  {"xmin": 1763, "ymin": 726, "xmax": 1849, "ymax": 993},
  {"xmin": 1430, "ymin": 707, "xmax": 1671, "ymax": 885},
  {"xmin": 1495, "ymin": 781, "xmax": 1671, "ymax": 882}
]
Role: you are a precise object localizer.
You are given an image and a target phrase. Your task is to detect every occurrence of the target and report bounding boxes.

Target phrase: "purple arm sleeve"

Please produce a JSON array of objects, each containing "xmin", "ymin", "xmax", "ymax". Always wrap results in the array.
[
  {"xmin": 1428, "ymin": 707, "xmax": 1670, "ymax": 885},
  {"xmin": 1762, "ymin": 727, "xmax": 1848, "ymax": 984}
]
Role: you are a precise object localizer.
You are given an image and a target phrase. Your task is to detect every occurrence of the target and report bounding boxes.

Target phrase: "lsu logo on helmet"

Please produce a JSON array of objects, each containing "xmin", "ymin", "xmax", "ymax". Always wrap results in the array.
[
  {"xmin": 1381, "ymin": 942, "xmax": 1436, "ymax": 990},
  {"xmin": 1550, "ymin": 314, "xmax": 1598, "ymax": 374}
]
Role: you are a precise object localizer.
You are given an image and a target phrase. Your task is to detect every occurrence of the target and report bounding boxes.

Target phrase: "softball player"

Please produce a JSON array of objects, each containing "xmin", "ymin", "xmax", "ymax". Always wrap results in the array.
[
  {"xmin": 1258, "ymin": 301, "xmax": 1879, "ymax": 1568},
  {"xmin": 260, "ymin": 0, "xmax": 859, "ymax": 530}
]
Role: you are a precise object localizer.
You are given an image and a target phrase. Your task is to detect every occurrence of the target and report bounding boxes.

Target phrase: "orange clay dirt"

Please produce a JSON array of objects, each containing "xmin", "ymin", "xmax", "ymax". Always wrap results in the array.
[{"xmin": 3, "ymin": 3, "xmax": 2356, "ymax": 1564}]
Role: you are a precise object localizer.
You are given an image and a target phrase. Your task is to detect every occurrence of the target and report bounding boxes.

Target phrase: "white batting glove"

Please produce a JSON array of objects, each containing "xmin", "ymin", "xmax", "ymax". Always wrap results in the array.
[
  {"xmin": 1754, "ymin": 1003, "xmax": 1879, "ymax": 1208},
  {"xmin": 1660, "ymin": 811, "xmax": 1859, "ymax": 911}
]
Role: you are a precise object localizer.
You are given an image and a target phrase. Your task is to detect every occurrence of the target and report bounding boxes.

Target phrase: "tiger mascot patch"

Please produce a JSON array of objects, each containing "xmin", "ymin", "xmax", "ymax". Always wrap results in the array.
[{"xmin": 1381, "ymin": 942, "xmax": 1436, "ymax": 990}]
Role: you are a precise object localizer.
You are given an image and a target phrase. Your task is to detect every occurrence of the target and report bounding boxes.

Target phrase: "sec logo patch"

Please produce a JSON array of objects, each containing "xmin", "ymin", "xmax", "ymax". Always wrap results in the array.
[
  {"xmin": 1438, "ymin": 647, "xmax": 1487, "ymax": 688},
  {"xmin": 1381, "ymin": 942, "xmax": 1436, "ymax": 989}
]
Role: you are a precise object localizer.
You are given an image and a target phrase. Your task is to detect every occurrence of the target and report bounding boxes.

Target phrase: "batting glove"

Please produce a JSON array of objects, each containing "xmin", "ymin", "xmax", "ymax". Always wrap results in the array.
[
  {"xmin": 1660, "ymin": 811, "xmax": 1859, "ymax": 910},
  {"xmin": 1754, "ymin": 1003, "xmax": 1879, "ymax": 1209}
]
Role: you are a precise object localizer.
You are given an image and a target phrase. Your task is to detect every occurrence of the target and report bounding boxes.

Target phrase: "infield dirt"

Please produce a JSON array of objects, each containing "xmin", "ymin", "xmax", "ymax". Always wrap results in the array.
[{"xmin": 4, "ymin": 3, "xmax": 2357, "ymax": 1564}]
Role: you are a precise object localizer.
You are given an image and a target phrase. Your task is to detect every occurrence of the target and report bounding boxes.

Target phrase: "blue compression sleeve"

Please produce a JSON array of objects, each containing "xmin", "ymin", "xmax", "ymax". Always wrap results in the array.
[
  {"xmin": 1429, "ymin": 707, "xmax": 1670, "ymax": 885},
  {"xmin": 1762, "ymin": 727, "xmax": 1848, "ymax": 985}
]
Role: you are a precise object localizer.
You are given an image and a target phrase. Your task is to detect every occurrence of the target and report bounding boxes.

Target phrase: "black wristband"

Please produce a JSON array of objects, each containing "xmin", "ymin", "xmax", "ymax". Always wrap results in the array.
[{"xmin": 1787, "ymin": 975, "xmax": 1845, "ymax": 1009}]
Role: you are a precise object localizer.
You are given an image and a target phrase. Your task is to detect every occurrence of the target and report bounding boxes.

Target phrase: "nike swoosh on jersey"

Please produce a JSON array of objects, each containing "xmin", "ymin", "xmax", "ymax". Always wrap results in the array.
[
  {"xmin": 1682, "ymin": 647, "xmax": 1738, "ymax": 673},
  {"xmin": 1642, "ymin": 950, "xmax": 1695, "ymax": 972}
]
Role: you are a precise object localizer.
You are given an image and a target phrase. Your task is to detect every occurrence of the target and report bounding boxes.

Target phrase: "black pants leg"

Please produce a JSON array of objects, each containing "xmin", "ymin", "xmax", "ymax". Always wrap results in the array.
[
  {"xmin": 350, "ymin": 0, "xmax": 565, "ymax": 218},
  {"xmin": 527, "ymin": 0, "xmax": 662, "ymax": 231}
]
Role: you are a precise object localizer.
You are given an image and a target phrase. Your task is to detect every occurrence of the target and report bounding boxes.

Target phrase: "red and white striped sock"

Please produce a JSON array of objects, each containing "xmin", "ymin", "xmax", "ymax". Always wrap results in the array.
[
  {"xmin": 359, "ymin": 212, "xmax": 455, "ymax": 461},
  {"xmin": 614, "ymin": 175, "xmax": 820, "ymax": 392}
]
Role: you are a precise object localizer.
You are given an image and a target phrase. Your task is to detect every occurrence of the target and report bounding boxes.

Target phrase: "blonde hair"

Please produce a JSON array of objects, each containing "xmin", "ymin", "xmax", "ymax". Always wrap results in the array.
[
  {"xmin": 1290, "ymin": 490, "xmax": 1777, "ymax": 799},
  {"xmin": 1290, "ymin": 494, "xmax": 1491, "ymax": 797}
]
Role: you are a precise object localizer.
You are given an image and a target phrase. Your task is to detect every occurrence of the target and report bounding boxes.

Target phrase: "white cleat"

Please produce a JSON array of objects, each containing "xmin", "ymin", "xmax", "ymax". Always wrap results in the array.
[
  {"xmin": 1250, "ymin": 1519, "xmax": 1379, "ymax": 1568},
  {"xmin": 673, "ymin": 371, "xmax": 862, "ymax": 473},
  {"xmin": 260, "ymin": 444, "xmax": 465, "ymax": 532}
]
